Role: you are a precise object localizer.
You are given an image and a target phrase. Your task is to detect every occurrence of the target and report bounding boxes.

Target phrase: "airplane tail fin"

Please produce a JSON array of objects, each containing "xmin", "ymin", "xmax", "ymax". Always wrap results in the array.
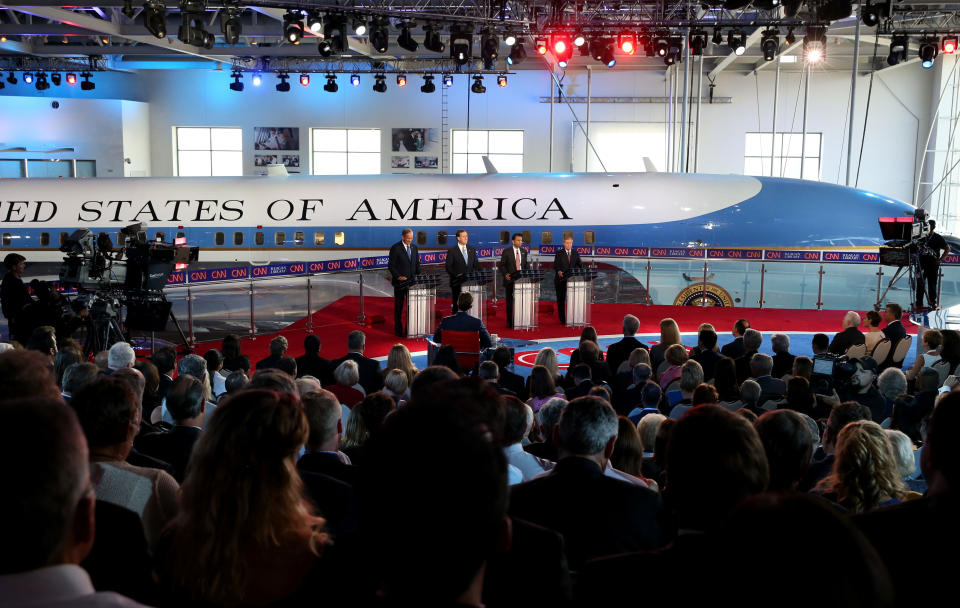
[
  {"xmin": 642, "ymin": 157, "xmax": 658, "ymax": 173},
  {"xmin": 482, "ymin": 156, "xmax": 498, "ymax": 174}
]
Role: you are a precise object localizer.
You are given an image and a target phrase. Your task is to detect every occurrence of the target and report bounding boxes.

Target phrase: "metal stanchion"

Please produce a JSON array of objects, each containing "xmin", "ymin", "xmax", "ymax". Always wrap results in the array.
[
  {"xmin": 248, "ymin": 279, "xmax": 256, "ymax": 339},
  {"xmin": 816, "ymin": 265, "xmax": 825, "ymax": 311},
  {"xmin": 758, "ymin": 263, "xmax": 766, "ymax": 308}
]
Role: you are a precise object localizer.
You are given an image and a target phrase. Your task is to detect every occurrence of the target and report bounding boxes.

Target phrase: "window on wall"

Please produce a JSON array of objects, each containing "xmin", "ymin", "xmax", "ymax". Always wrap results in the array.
[
  {"xmin": 451, "ymin": 130, "xmax": 524, "ymax": 174},
  {"xmin": 311, "ymin": 128, "xmax": 381, "ymax": 175},
  {"xmin": 744, "ymin": 132, "xmax": 822, "ymax": 180},
  {"xmin": 175, "ymin": 127, "xmax": 243, "ymax": 177}
]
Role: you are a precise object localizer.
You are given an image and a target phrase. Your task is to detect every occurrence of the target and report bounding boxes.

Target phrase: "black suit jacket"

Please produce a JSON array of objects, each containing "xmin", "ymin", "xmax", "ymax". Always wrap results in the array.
[
  {"xmin": 508, "ymin": 457, "xmax": 661, "ymax": 569},
  {"xmin": 157, "ymin": 374, "xmax": 173, "ymax": 401},
  {"xmin": 484, "ymin": 517, "xmax": 571, "ymax": 606},
  {"xmin": 136, "ymin": 425, "xmax": 202, "ymax": 483},
  {"xmin": 255, "ymin": 353, "xmax": 282, "ymax": 372},
  {"xmin": 388, "ymin": 241, "xmax": 421, "ymax": 287},
  {"xmin": 331, "ymin": 352, "xmax": 383, "ymax": 395},
  {"xmin": 299, "ymin": 470, "xmax": 357, "ymax": 538},
  {"xmin": 499, "ymin": 368, "xmax": 528, "ymax": 400},
  {"xmin": 83, "ymin": 501, "xmax": 157, "ymax": 605},
  {"xmin": 298, "ymin": 451, "xmax": 359, "ymax": 486},
  {"xmin": 695, "ymin": 349, "xmax": 724, "ymax": 382},
  {"xmin": 296, "ymin": 353, "xmax": 334, "ymax": 386},
  {"xmin": 829, "ymin": 326, "xmax": 866, "ymax": 355},
  {"xmin": 883, "ymin": 320, "xmax": 907, "ymax": 342},
  {"xmin": 445, "ymin": 243, "xmax": 481, "ymax": 280},
  {"xmin": 553, "ymin": 248, "xmax": 583, "ymax": 284},
  {"xmin": 771, "ymin": 351, "xmax": 796, "ymax": 379},
  {"xmin": 720, "ymin": 337, "xmax": 745, "ymax": 359},
  {"xmin": 433, "ymin": 311, "xmax": 493, "ymax": 348},
  {"xmin": 735, "ymin": 350, "xmax": 759, "ymax": 385},
  {"xmin": 606, "ymin": 336, "xmax": 650, "ymax": 376},
  {"xmin": 498, "ymin": 246, "xmax": 529, "ymax": 282}
]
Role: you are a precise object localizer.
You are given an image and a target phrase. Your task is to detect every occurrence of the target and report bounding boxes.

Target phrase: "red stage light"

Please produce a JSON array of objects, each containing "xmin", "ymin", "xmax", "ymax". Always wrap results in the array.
[{"xmin": 300, "ymin": 74, "xmax": 310, "ymax": 86}]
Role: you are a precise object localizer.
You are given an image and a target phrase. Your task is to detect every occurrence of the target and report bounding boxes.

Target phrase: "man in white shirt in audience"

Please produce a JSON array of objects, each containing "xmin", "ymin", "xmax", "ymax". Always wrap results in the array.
[{"xmin": 502, "ymin": 395, "xmax": 553, "ymax": 481}]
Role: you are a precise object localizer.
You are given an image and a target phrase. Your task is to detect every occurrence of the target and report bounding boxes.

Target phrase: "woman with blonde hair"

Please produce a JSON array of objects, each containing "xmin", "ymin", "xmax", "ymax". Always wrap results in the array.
[
  {"xmin": 385, "ymin": 343, "xmax": 418, "ymax": 385},
  {"xmin": 525, "ymin": 347, "xmax": 564, "ymax": 398},
  {"xmin": 814, "ymin": 420, "xmax": 907, "ymax": 513},
  {"xmin": 160, "ymin": 389, "xmax": 328, "ymax": 606},
  {"xmin": 651, "ymin": 318, "xmax": 683, "ymax": 372}
]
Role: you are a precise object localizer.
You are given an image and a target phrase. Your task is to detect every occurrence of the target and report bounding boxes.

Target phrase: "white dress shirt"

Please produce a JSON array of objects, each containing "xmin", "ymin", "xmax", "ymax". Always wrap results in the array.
[
  {"xmin": 0, "ymin": 564, "xmax": 148, "ymax": 607},
  {"xmin": 504, "ymin": 442, "xmax": 554, "ymax": 481}
]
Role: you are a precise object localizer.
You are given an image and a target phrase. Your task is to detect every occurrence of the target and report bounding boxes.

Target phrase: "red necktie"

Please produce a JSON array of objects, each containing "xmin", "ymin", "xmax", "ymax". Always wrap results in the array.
[
  {"xmin": 567, "ymin": 250, "xmax": 571, "ymax": 262},
  {"xmin": 515, "ymin": 250, "xmax": 521, "ymax": 271}
]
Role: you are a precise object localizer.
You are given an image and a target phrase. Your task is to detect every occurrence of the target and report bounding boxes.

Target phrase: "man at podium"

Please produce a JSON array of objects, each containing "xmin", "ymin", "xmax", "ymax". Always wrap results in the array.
[
  {"xmin": 499, "ymin": 233, "xmax": 529, "ymax": 329},
  {"xmin": 553, "ymin": 236, "xmax": 583, "ymax": 325},
  {"xmin": 388, "ymin": 228, "xmax": 421, "ymax": 337},
  {"xmin": 445, "ymin": 229, "xmax": 481, "ymax": 314}
]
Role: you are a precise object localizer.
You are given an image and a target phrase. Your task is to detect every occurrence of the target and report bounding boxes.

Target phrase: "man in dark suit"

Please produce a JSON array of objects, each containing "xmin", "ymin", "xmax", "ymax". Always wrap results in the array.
[
  {"xmin": 445, "ymin": 228, "xmax": 481, "ymax": 314},
  {"xmin": 553, "ymin": 236, "xmax": 583, "ymax": 325},
  {"xmin": 295, "ymin": 334, "xmax": 334, "ymax": 386},
  {"xmin": 508, "ymin": 396, "xmax": 661, "ymax": 570},
  {"xmin": 433, "ymin": 292, "xmax": 493, "ymax": 349},
  {"xmin": 478, "ymin": 361, "xmax": 517, "ymax": 397},
  {"xmin": 297, "ymin": 389, "xmax": 358, "ymax": 485},
  {"xmin": 254, "ymin": 335, "xmax": 288, "ymax": 372},
  {"xmin": 721, "ymin": 318, "xmax": 750, "ymax": 359},
  {"xmin": 605, "ymin": 314, "xmax": 649, "ymax": 375},
  {"xmin": 770, "ymin": 333, "xmax": 796, "ymax": 379},
  {"xmin": 330, "ymin": 330, "xmax": 383, "ymax": 394},
  {"xmin": 734, "ymin": 328, "xmax": 763, "ymax": 385},
  {"xmin": 749, "ymin": 354, "xmax": 787, "ymax": 407},
  {"xmin": 493, "ymin": 346, "xmax": 527, "ymax": 400},
  {"xmin": 564, "ymin": 364, "xmax": 596, "ymax": 401},
  {"xmin": 694, "ymin": 329, "xmax": 723, "ymax": 381},
  {"xmin": 388, "ymin": 228, "xmax": 421, "ymax": 337},
  {"xmin": 499, "ymin": 233, "xmax": 529, "ymax": 329},
  {"xmin": 150, "ymin": 346, "xmax": 177, "ymax": 401},
  {"xmin": 829, "ymin": 311, "xmax": 867, "ymax": 355},
  {"xmin": 136, "ymin": 374, "xmax": 204, "ymax": 483}
]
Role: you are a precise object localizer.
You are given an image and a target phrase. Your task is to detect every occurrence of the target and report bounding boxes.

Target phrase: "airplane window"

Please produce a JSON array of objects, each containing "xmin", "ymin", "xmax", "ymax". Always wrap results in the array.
[
  {"xmin": 40, "ymin": 233, "xmax": 50, "ymax": 247},
  {"xmin": 499, "ymin": 231, "xmax": 510, "ymax": 245},
  {"xmin": 562, "ymin": 230, "xmax": 573, "ymax": 243},
  {"xmin": 176, "ymin": 232, "xmax": 185, "ymax": 241},
  {"xmin": 234, "ymin": 232, "xmax": 243, "ymax": 246},
  {"xmin": 314, "ymin": 231, "xmax": 325, "ymax": 246},
  {"xmin": 255, "ymin": 232, "xmax": 264, "ymax": 245},
  {"xmin": 584, "ymin": 230, "xmax": 596, "ymax": 245},
  {"xmin": 275, "ymin": 232, "xmax": 286, "ymax": 246},
  {"xmin": 522, "ymin": 231, "xmax": 531, "ymax": 244},
  {"xmin": 437, "ymin": 231, "xmax": 448, "ymax": 246},
  {"xmin": 1, "ymin": 233, "xmax": 10, "ymax": 246},
  {"xmin": 155, "ymin": 232, "xmax": 165, "ymax": 243},
  {"xmin": 60, "ymin": 232, "xmax": 69, "ymax": 246},
  {"xmin": 335, "ymin": 231, "xmax": 345, "ymax": 246},
  {"xmin": 416, "ymin": 231, "xmax": 426, "ymax": 246},
  {"xmin": 215, "ymin": 232, "xmax": 225, "ymax": 246},
  {"xmin": 541, "ymin": 231, "xmax": 553, "ymax": 245},
  {"xmin": 294, "ymin": 231, "xmax": 305, "ymax": 246}
]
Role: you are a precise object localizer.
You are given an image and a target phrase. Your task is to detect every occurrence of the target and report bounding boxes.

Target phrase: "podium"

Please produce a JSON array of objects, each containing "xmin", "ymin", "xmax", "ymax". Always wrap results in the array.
[
  {"xmin": 459, "ymin": 270, "xmax": 494, "ymax": 325},
  {"xmin": 402, "ymin": 274, "xmax": 441, "ymax": 338},
  {"xmin": 565, "ymin": 267, "xmax": 597, "ymax": 328},
  {"xmin": 514, "ymin": 269, "xmax": 545, "ymax": 330}
]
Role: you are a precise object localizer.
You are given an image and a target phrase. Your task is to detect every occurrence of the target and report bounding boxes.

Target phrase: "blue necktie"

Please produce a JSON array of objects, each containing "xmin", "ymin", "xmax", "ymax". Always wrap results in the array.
[
  {"xmin": 461, "ymin": 246, "xmax": 468, "ymax": 264},
  {"xmin": 407, "ymin": 245, "xmax": 411, "ymax": 260}
]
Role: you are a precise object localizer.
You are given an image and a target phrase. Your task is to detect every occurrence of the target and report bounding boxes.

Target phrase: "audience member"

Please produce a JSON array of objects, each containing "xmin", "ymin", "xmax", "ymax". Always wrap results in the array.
[
  {"xmin": 750, "ymin": 353, "xmax": 787, "ymax": 406},
  {"xmin": 712, "ymin": 356, "xmax": 740, "ymax": 403},
  {"xmin": 381, "ymin": 369, "xmax": 409, "ymax": 405},
  {"xmin": 61, "ymin": 362, "xmax": 98, "ymax": 402},
  {"xmin": 792, "ymin": 355, "xmax": 813, "ymax": 380},
  {"xmin": 478, "ymin": 360, "xmax": 517, "ymax": 397},
  {"xmin": 667, "ymin": 359, "xmax": 704, "ymax": 419},
  {"xmin": 782, "ymin": 375, "xmax": 815, "ymax": 416},
  {"xmin": 255, "ymin": 335, "xmax": 288, "ymax": 371},
  {"xmin": 628, "ymin": 382, "xmax": 663, "ymax": 425},
  {"xmin": 0, "ymin": 398, "xmax": 149, "ymax": 607},
  {"xmin": 331, "ymin": 330, "xmax": 384, "ymax": 394},
  {"xmin": 638, "ymin": 412, "xmax": 666, "ymax": 480},
  {"xmin": 157, "ymin": 354, "xmax": 216, "ymax": 428},
  {"xmin": 276, "ymin": 355, "xmax": 297, "ymax": 378},
  {"xmin": 0, "ymin": 349, "xmax": 61, "ymax": 402},
  {"xmin": 329, "ymin": 360, "xmax": 365, "ymax": 407},
  {"xmin": 159, "ymin": 389, "xmax": 329, "ymax": 606},
  {"xmin": 137, "ymin": 374, "xmax": 205, "ymax": 483},
  {"xmin": 53, "ymin": 349, "xmax": 81, "ymax": 388},
  {"xmin": 408, "ymin": 365, "xmax": 458, "ymax": 403},
  {"xmin": 296, "ymin": 334, "xmax": 334, "ymax": 386},
  {"xmin": 658, "ymin": 343, "xmax": 688, "ymax": 389},
  {"xmin": 611, "ymin": 347, "xmax": 652, "ymax": 406},
  {"xmin": 26, "ymin": 325, "xmax": 58, "ymax": 362},
  {"xmin": 829, "ymin": 310, "xmax": 866, "ymax": 354},
  {"xmin": 755, "ymin": 409, "xmax": 814, "ymax": 491},
  {"xmin": 650, "ymin": 318, "xmax": 682, "ymax": 373},
  {"xmin": 879, "ymin": 302, "xmax": 906, "ymax": 370},
  {"xmin": 94, "ymin": 350, "xmax": 109, "ymax": 371},
  {"xmin": 610, "ymin": 416, "xmax": 646, "ymax": 480},
  {"xmin": 577, "ymin": 339, "xmax": 610, "ymax": 385},
  {"xmin": 492, "ymin": 346, "xmax": 527, "ymax": 400},
  {"xmin": 720, "ymin": 318, "xmax": 750, "ymax": 359},
  {"xmin": 531, "ymin": 347, "xmax": 563, "ymax": 388},
  {"xmin": 770, "ymin": 333, "xmax": 795, "ymax": 378},
  {"xmin": 106, "ymin": 342, "xmax": 135, "ymax": 374},
  {"xmin": 341, "ymin": 392, "xmax": 395, "ymax": 467},
  {"xmin": 605, "ymin": 314, "xmax": 649, "ymax": 377},
  {"xmin": 565, "ymin": 363, "xmax": 595, "ymax": 401},
  {"xmin": 811, "ymin": 332, "xmax": 830, "ymax": 356},
  {"xmin": 884, "ymin": 429, "xmax": 921, "ymax": 495},
  {"xmin": 691, "ymin": 383, "xmax": 719, "ymax": 406},
  {"xmin": 502, "ymin": 396, "xmax": 553, "ymax": 481},
  {"xmin": 202, "ymin": 348, "xmax": 226, "ymax": 397},
  {"xmin": 838, "ymin": 356, "xmax": 888, "ymax": 422},
  {"xmin": 863, "ymin": 310, "xmax": 884, "ymax": 354},
  {"xmin": 384, "ymin": 343, "xmax": 418, "ymax": 386},
  {"xmin": 731, "ymin": 379, "xmax": 762, "ymax": 415},
  {"xmin": 693, "ymin": 328, "xmax": 722, "ymax": 381},
  {"xmin": 734, "ymin": 328, "xmax": 763, "ymax": 384},
  {"xmin": 247, "ymin": 368, "xmax": 298, "ymax": 395},
  {"xmin": 524, "ymin": 397, "xmax": 566, "ymax": 462},
  {"xmin": 434, "ymin": 292, "xmax": 493, "ymax": 352},
  {"xmin": 298, "ymin": 389, "xmax": 356, "ymax": 485},
  {"xmin": 508, "ymin": 396, "xmax": 661, "ymax": 569},
  {"xmin": 938, "ymin": 329, "xmax": 960, "ymax": 375},
  {"xmin": 878, "ymin": 367, "xmax": 908, "ymax": 416},
  {"xmin": 618, "ymin": 363, "xmax": 653, "ymax": 415},
  {"xmin": 151, "ymin": 346, "xmax": 176, "ymax": 400},
  {"xmin": 588, "ymin": 384, "xmax": 612, "ymax": 403},
  {"xmin": 801, "ymin": 400, "xmax": 872, "ymax": 490},
  {"xmin": 906, "ymin": 329, "xmax": 942, "ymax": 382},
  {"xmin": 431, "ymin": 344, "xmax": 464, "ymax": 376},
  {"xmin": 223, "ymin": 370, "xmax": 248, "ymax": 397},
  {"xmin": 220, "ymin": 333, "xmax": 246, "ymax": 373},
  {"xmin": 134, "ymin": 359, "xmax": 161, "ymax": 412},
  {"xmin": 296, "ymin": 375, "xmax": 321, "ymax": 397}
]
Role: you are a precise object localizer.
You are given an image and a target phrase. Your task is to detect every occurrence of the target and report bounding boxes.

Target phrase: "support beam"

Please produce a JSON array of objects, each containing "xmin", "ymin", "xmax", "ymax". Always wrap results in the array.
[{"xmin": 708, "ymin": 27, "xmax": 764, "ymax": 80}]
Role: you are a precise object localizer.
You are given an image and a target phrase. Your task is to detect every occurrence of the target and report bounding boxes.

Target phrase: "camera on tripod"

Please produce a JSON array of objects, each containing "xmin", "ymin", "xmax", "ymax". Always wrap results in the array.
[{"xmin": 810, "ymin": 353, "xmax": 858, "ymax": 395}]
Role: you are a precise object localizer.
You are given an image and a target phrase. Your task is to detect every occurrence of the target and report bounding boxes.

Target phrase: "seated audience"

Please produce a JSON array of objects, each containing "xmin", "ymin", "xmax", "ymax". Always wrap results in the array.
[
  {"xmin": 650, "ymin": 318, "xmax": 681, "ymax": 373},
  {"xmin": 137, "ymin": 374, "xmax": 205, "ymax": 483},
  {"xmin": 781, "ymin": 375, "xmax": 815, "ymax": 415},
  {"xmin": 328, "ymin": 360, "xmax": 365, "ymax": 407},
  {"xmin": 791, "ymin": 355, "xmax": 813, "ymax": 380},
  {"xmin": 638, "ymin": 412, "xmax": 666, "ymax": 480},
  {"xmin": 298, "ymin": 389, "xmax": 357, "ymax": 484},
  {"xmin": 53, "ymin": 349, "xmax": 81, "ymax": 389},
  {"xmin": 527, "ymin": 364, "xmax": 565, "ymax": 411},
  {"xmin": 906, "ymin": 329, "xmax": 942, "ymax": 382},
  {"xmin": 813, "ymin": 420, "xmax": 906, "ymax": 513},
  {"xmin": 478, "ymin": 360, "xmax": 516, "ymax": 397},
  {"xmin": 220, "ymin": 333, "xmax": 246, "ymax": 373},
  {"xmin": 878, "ymin": 367, "xmax": 908, "ymax": 418},
  {"xmin": 255, "ymin": 335, "xmax": 288, "ymax": 371},
  {"xmin": 712, "ymin": 357, "xmax": 740, "ymax": 404},
  {"xmin": 829, "ymin": 310, "xmax": 866, "ymax": 354},
  {"xmin": 605, "ymin": 314, "xmax": 649, "ymax": 376},
  {"xmin": 611, "ymin": 347, "xmax": 651, "ymax": 407},
  {"xmin": 734, "ymin": 328, "xmax": 763, "ymax": 384},
  {"xmin": 692, "ymin": 383, "xmax": 719, "ymax": 406},
  {"xmin": 61, "ymin": 362, "xmax": 99, "ymax": 403},
  {"xmin": 381, "ymin": 369, "xmax": 409, "ymax": 405},
  {"xmin": 610, "ymin": 416, "xmax": 647, "ymax": 481},
  {"xmin": 492, "ymin": 346, "xmax": 527, "ymax": 400},
  {"xmin": 749, "ymin": 353, "xmax": 786, "ymax": 405},
  {"xmin": 433, "ymin": 292, "xmax": 493, "ymax": 350},
  {"xmin": 151, "ymin": 346, "xmax": 177, "ymax": 400},
  {"xmin": 384, "ymin": 343, "xmax": 418, "ymax": 386},
  {"xmin": 508, "ymin": 396, "xmax": 661, "ymax": 569},
  {"xmin": 296, "ymin": 334, "xmax": 333, "ymax": 386},
  {"xmin": 863, "ymin": 309, "xmax": 884, "ymax": 354},
  {"xmin": 885, "ymin": 429, "xmax": 923, "ymax": 496},
  {"xmin": 770, "ymin": 333, "xmax": 796, "ymax": 378},
  {"xmin": 202, "ymin": 348, "xmax": 227, "ymax": 398},
  {"xmin": 658, "ymin": 343, "xmax": 688, "ymax": 389},
  {"xmin": 431, "ymin": 344, "xmax": 465, "ymax": 376},
  {"xmin": 755, "ymin": 409, "xmax": 814, "ymax": 491},
  {"xmin": 588, "ymin": 384, "xmax": 612, "ymax": 403},
  {"xmin": 106, "ymin": 341, "xmax": 136, "ymax": 374},
  {"xmin": 26, "ymin": 325, "xmax": 57, "ymax": 361},
  {"xmin": 693, "ymin": 328, "xmax": 722, "ymax": 381},
  {"xmin": 246, "ymin": 368, "xmax": 298, "ymax": 395},
  {"xmin": 524, "ymin": 397, "xmax": 566, "ymax": 462},
  {"xmin": 879, "ymin": 302, "xmax": 906, "ymax": 370},
  {"xmin": 296, "ymin": 376, "xmax": 322, "ymax": 397},
  {"xmin": 801, "ymin": 400, "xmax": 872, "ymax": 491},
  {"xmin": 565, "ymin": 363, "xmax": 595, "ymax": 401},
  {"xmin": 276, "ymin": 355, "xmax": 297, "ymax": 378},
  {"xmin": 529, "ymin": 347, "xmax": 563, "ymax": 390},
  {"xmin": 409, "ymin": 365, "xmax": 459, "ymax": 402},
  {"xmin": 502, "ymin": 396, "xmax": 553, "ymax": 481},
  {"xmin": 838, "ymin": 356, "xmax": 888, "ymax": 422},
  {"xmin": 628, "ymin": 382, "xmax": 663, "ymax": 425},
  {"xmin": 811, "ymin": 332, "xmax": 830, "ymax": 356},
  {"xmin": 134, "ymin": 359, "xmax": 161, "ymax": 412},
  {"xmin": 341, "ymin": 392, "xmax": 395, "ymax": 467},
  {"xmin": 618, "ymin": 363, "xmax": 653, "ymax": 416},
  {"xmin": 223, "ymin": 369, "xmax": 248, "ymax": 397},
  {"xmin": 720, "ymin": 318, "xmax": 750, "ymax": 359},
  {"xmin": 667, "ymin": 360, "xmax": 704, "ymax": 419},
  {"xmin": 158, "ymin": 354, "xmax": 216, "ymax": 428},
  {"xmin": 578, "ymin": 339, "xmax": 610, "ymax": 386}
]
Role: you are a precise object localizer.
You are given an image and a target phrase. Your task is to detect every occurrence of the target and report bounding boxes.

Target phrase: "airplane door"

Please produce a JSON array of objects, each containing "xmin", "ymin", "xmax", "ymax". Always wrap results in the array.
[{"xmin": 250, "ymin": 229, "xmax": 271, "ymax": 265}]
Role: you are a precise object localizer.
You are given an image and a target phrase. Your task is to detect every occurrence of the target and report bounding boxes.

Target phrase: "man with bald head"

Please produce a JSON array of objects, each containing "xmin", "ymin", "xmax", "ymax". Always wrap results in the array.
[{"xmin": 829, "ymin": 311, "xmax": 866, "ymax": 355}]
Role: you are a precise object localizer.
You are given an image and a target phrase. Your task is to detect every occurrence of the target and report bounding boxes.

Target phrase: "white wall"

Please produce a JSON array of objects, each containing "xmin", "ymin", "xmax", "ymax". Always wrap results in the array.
[{"xmin": 121, "ymin": 100, "xmax": 152, "ymax": 177}]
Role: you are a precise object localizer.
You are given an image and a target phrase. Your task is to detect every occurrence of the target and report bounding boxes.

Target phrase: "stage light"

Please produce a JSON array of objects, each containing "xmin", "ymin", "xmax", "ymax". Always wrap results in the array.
[
  {"xmin": 424, "ymin": 25, "xmax": 445, "ymax": 53},
  {"xmin": 471, "ymin": 75, "xmax": 486, "ymax": 94},
  {"xmin": 761, "ymin": 30, "xmax": 779, "ymax": 61},
  {"xmin": 80, "ymin": 71, "xmax": 95, "ymax": 91},
  {"xmin": 222, "ymin": 7, "xmax": 242, "ymax": 44},
  {"xmin": 300, "ymin": 73, "xmax": 310, "ymax": 87},
  {"xmin": 283, "ymin": 11, "xmax": 303, "ymax": 43},
  {"xmin": 35, "ymin": 72, "xmax": 50, "ymax": 91},
  {"xmin": 536, "ymin": 39, "xmax": 548, "ymax": 55},
  {"xmin": 451, "ymin": 29, "xmax": 473, "ymax": 66},
  {"xmin": 353, "ymin": 19, "xmax": 366, "ymax": 36},
  {"xmin": 861, "ymin": 2, "xmax": 886, "ymax": 27},
  {"xmin": 0, "ymin": 35, "xmax": 5, "ymax": 43},
  {"xmin": 65, "ymin": 72, "xmax": 76, "ymax": 85},
  {"xmin": 618, "ymin": 32, "xmax": 636, "ymax": 55},
  {"xmin": 654, "ymin": 32, "xmax": 669, "ymax": 57},
  {"xmin": 320, "ymin": 16, "xmax": 346, "ymax": 56},
  {"xmin": 504, "ymin": 33, "xmax": 517, "ymax": 47},
  {"xmin": 887, "ymin": 34, "xmax": 907, "ymax": 65},
  {"xmin": 373, "ymin": 73, "xmax": 387, "ymax": 93},
  {"xmin": 573, "ymin": 32, "xmax": 586, "ymax": 47},
  {"xmin": 252, "ymin": 72, "xmax": 262, "ymax": 86},
  {"xmin": 482, "ymin": 29, "xmax": 499, "ymax": 69},
  {"xmin": 820, "ymin": 0, "xmax": 854, "ymax": 21},
  {"xmin": 23, "ymin": 72, "xmax": 33, "ymax": 85},
  {"xmin": 143, "ymin": 1, "xmax": 166, "ymax": 39},
  {"xmin": 370, "ymin": 18, "xmax": 389, "ymax": 53},
  {"xmin": 229, "ymin": 71, "xmax": 243, "ymax": 91},
  {"xmin": 728, "ymin": 30, "xmax": 746, "ymax": 56},
  {"xmin": 666, "ymin": 35, "xmax": 683, "ymax": 65},
  {"xmin": 397, "ymin": 23, "xmax": 419, "ymax": 52},
  {"xmin": 919, "ymin": 37, "xmax": 938, "ymax": 69},
  {"xmin": 507, "ymin": 42, "xmax": 526, "ymax": 66},
  {"xmin": 443, "ymin": 73, "xmax": 453, "ymax": 87},
  {"xmin": 497, "ymin": 73, "xmax": 507, "ymax": 87},
  {"xmin": 712, "ymin": 28, "xmax": 723, "ymax": 46},
  {"xmin": 7, "ymin": 72, "xmax": 17, "ymax": 84},
  {"xmin": 276, "ymin": 72, "xmax": 291, "ymax": 92},
  {"xmin": 306, "ymin": 13, "xmax": 323, "ymax": 34},
  {"xmin": 324, "ymin": 74, "xmax": 338, "ymax": 92},
  {"xmin": 803, "ymin": 26, "xmax": 826, "ymax": 64},
  {"xmin": 690, "ymin": 30, "xmax": 707, "ymax": 56},
  {"xmin": 942, "ymin": 36, "xmax": 958, "ymax": 54},
  {"xmin": 351, "ymin": 73, "xmax": 360, "ymax": 86},
  {"xmin": 179, "ymin": 7, "xmax": 215, "ymax": 49},
  {"xmin": 397, "ymin": 73, "xmax": 407, "ymax": 87},
  {"xmin": 785, "ymin": 28, "xmax": 796, "ymax": 45},
  {"xmin": 599, "ymin": 39, "xmax": 616, "ymax": 67},
  {"xmin": 50, "ymin": 73, "xmax": 62, "ymax": 86},
  {"xmin": 421, "ymin": 74, "xmax": 435, "ymax": 93}
]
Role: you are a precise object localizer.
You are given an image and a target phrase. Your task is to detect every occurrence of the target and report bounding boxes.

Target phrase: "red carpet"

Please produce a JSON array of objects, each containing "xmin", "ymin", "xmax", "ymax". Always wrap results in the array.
[{"xmin": 179, "ymin": 297, "xmax": 915, "ymax": 367}]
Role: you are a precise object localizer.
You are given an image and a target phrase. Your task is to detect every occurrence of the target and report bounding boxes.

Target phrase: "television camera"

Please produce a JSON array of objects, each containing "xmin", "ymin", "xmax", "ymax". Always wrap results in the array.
[
  {"xmin": 58, "ymin": 223, "xmax": 198, "ymax": 354},
  {"xmin": 877, "ymin": 208, "xmax": 934, "ymax": 311}
]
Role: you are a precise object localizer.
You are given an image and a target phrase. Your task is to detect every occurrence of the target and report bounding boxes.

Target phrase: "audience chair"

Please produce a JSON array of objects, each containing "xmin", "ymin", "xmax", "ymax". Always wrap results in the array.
[
  {"xmin": 845, "ymin": 344, "xmax": 867, "ymax": 359},
  {"xmin": 438, "ymin": 329, "xmax": 483, "ymax": 373},
  {"xmin": 871, "ymin": 339, "xmax": 892, "ymax": 366},
  {"xmin": 931, "ymin": 358, "xmax": 953, "ymax": 386},
  {"xmin": 891, "ymin": 335, "xmax": 913, "ymax": 368}
]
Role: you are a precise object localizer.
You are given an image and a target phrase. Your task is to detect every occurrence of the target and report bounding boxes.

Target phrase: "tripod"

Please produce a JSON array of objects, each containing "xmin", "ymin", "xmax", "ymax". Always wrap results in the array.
[{"xmin": 82, "ymin": 311, "xmax": 126, "ymax": 360}]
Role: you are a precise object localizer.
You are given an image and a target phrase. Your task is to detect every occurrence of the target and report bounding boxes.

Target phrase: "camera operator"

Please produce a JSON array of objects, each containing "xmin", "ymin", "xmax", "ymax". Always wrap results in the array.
[
  {"xmin": 917, "ymin": 219, "xmax": 949, "ymax": 310},
  {"xmin": 837, "ymin": 357, "xmax": 888, "ymax": 423},
  {"xmin": 1, "ymin": 253, "xmax": 31, "ymax": 343}
]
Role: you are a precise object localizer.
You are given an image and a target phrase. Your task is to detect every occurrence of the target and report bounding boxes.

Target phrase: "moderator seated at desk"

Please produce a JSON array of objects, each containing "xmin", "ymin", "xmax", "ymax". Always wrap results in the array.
[{"xmin": 433, "ymin": 292, "xmax": 493, "ymax": 349}]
